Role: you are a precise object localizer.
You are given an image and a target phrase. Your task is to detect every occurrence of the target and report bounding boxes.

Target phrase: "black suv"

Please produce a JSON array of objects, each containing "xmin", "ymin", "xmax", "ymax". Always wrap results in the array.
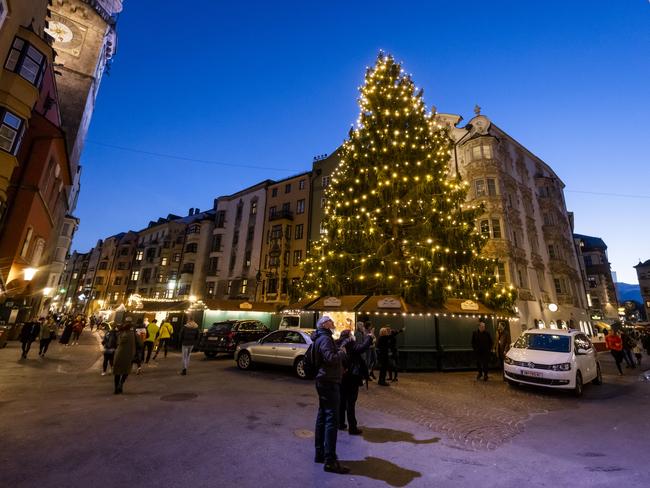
[{"xmin": 198, "ymin": 320, "xmax": 269, "ymax": 358}]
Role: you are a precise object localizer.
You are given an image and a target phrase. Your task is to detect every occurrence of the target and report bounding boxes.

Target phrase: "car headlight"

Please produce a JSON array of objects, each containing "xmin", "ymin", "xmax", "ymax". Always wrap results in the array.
[
  {"xmin": 550, "ymin": 362, "xmax": 571, "ymax": 371},
  {"xmin": 504, "ymin": 356, "xmax": 513, "ymax": 365}
]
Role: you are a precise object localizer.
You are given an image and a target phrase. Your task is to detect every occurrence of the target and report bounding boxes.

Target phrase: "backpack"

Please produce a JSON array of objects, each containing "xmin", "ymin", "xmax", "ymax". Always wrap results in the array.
[{"xmin": 303, "ymin": 338, "xmax": 320, "ymax": 379}]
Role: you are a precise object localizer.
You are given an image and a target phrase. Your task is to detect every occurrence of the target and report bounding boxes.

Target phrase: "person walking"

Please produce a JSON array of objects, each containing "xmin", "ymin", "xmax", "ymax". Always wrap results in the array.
[
  {"xmin": 312, "ymin": 316, "xmax": 349, "ymax": 474},
  {"xmin": 472, "ymin": 320, "xmax": 492, "ymax": 381},
  {"xmin": 59, "ymin": 317, "xmax": 74, "ymax": 346},
  {"xmin": 112, "ymin": 318, "xmax": 140, "ymax": 394},
  {"xmin": 364, "ymin": 322, "xmax": 377, "ymax": 380},
  {"xmin": 19, "ymin": 320, "xmax": 40, "ymax": 359},
  {"xmin": 153, "ymin": 319, "xmax": 173, "ymax": 359},
  {"xmin": 71, "ymin": 317, "xmax": 84, "ymax": 345},
  {"xmin": 621, "ymin": 330, "xmax": 636, "ymax": 369},
  {"xmin": 179, "ymin": 319, "xmax": 200, "ymax": 375},
  {"xmin": 605, "ymin": 329, "xmax": 624, "ymax": 375},
  {"xmin": 38, "ymin": 317, "xmax": 56, "ymax": 357},
  {"xmin": 101, "ymin": 324, "xmax": 118, "ymax": 376},
  {"xmin": 143, "ymin": 319, "xmax": 158, "ymax": 364},
  {"xmin": 376, "ymin": 327, "xmax": 392, "ymax": 386},
  {"xmin": 336, "ymin": 328, "xmax": 373, "ymax": 435}
]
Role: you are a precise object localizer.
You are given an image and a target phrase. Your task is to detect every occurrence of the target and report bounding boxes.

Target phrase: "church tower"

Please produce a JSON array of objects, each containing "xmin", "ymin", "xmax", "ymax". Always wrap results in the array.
[{"xmin": 47, "ymin": 0, "xmax": 123, "ymax": 182}]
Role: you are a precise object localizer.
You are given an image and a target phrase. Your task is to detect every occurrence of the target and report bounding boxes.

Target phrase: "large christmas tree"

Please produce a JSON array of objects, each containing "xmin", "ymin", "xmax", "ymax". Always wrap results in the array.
[{"xmin": 300, "ymin": 52, "xmax": 515, "ymax": 310}]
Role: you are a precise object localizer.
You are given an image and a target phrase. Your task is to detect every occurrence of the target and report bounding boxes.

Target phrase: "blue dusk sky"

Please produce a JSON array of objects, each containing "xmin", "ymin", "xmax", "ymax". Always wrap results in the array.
[{"xmin": 74, "ymin": 0, "xmax": 649, "ymax": 283}]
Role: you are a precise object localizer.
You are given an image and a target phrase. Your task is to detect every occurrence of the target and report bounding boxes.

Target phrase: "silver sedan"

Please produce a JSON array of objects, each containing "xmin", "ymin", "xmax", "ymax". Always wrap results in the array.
[{"xmin": 235, "ymin": 329, "xmax": 313, "ymax": 379}]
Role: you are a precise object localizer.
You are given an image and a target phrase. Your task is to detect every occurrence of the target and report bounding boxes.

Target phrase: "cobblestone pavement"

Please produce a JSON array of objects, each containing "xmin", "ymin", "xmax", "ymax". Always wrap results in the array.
[{"xmin": 356, "ymin": 353, "xmax": 641, "ymax": 451}]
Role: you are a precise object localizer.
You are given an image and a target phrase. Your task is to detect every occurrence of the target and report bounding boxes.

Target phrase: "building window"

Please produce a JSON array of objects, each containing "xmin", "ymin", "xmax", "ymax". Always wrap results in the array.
[
  {"xmin": 186, "ymin": 224, "xmax": 200, "ymax": 234},
  {"xmin": 299, "ymin": 179, "xmax": 305, "ymax": 190},
  {"xmin": 282, "ymin": 202, "xmax": 290, "ymax": 213},
  {"xmin": 5, "ymin": 37, "xmax": 46, "ymax": 86},
  {"xmin": 321, "ymin": 197, "xmax": 327, "ymax": 208},
  {"xmin": 246, "ymin": 226, "xmax": 255, "ymax": 243},
  {"xmin": 181, "ymin": 263, "xmax": 195, "ymax": 274},
  {"xmin": 233, "ymin": 230, "xmax": 239, "ymax": 246},
  {"xmin": 322, "ymin": 176, "xmax": 330, "ymax": 188},
  {"xmin": 537, "ymin": 270, "xmax": 546, "ymax": 291},
  {"xmin": 142, "ymin": 268, "xmax": 152, "ymax": 283},
  {"xmin": 269, "ymin": 206, "xmax": 276, "ymax": 219},
  {"xmin": 72, "ymin": 272, "xmax": 78, "ymax": 279},
  {"xmin": 229, "ymin": 254, "xmax": 236, "ymax": 271},
  {"xmin": 517, "ymin": 266, "xmax": 528, "ymax": 288},
  {"xmin": 236, "ymin": 202, "xmax": 243, "ymax": 221},
  {"xmin": 95, "ymin": 276, "xmax": 104, "ymax": 285},
  {"xmin": 211, "ymin": 234, "xmax": 222, "ymax": 252},
  {"xmin": 285, "ymin": 183, "xmax": 291, "ymax": 194},
  {"xmin": 475, "ymin": 179, "xmax": 485, "ymax": 197},
  {"xmin": 491, "ymin": 219, "xmax": 501, "ymax": 238},
  {"xmin": 157, "ymin": 273, "xmax": 165, "ymax": 283},
  {"xmin": 185, "ymin": 243, "xmax": 198, "ymax": 253},
  {"xmin": 271, "ymin": 187, "xmax": 278, "ymax": 197},
  {"xmin": 295, "ymin": 224, "xmax": 304, "ymax": 240},
  {"xmin": 495, "ymin": 262, "xmax": 506, "ymax": 283},
  {"xmin": 474, "ymin": 178, "xmax": 497, "ymax": 197},
  {"xmin": 207, "ymin": 282, "xmax": 215, "ymax": 296},
  {"xmin": 99, "ymin": 261, "xmax": 108, "ymax": 270},
  {"xmin": 130, "ymin": 271, "xmax": 140, "ymax": 282},
  {"xmin": 293, "ymin": 250, "xmax": 302, "ymax": 266},
  {"xmin": 173, "ymin": 253, "xmax": 181, "ymax": 262},
  {"xmin": 547, "ymin": 244, "xmax": 556, "ymax": 259},
  {"xmin": 244, "ymin": 251, "xmax": 251, "ymax": 268},
  {"xmin": 296, "ymin": 199, "xmax": 305, "ymax": 214},
  {"xmin": 227, "ymin": 280, "xmax": 233, "ymax": 295},
  {"xmin": 554, "ymin": 277, "xmax": 565, "ymax": 294},
  {"xmin": 470, "ymin": 143, "xmax": 492, "ymax": 161},
  {"xmin": 215, "ymin": 210, "xmax": 226, "ymax": 228},
  {"xmin": 135, "ymin": 250, "xmax": 143, "ymax": 261},
  {"xmin": 161, "ymin": 257, "xmax": 168, "ymax": 266},
  {"xmin": 250, "ymin": 200, "xmax": 257, "ymax": 215},
  {"xmin": 208, "ymin": 257, "xmax": 219, "ymax": 274},
  {"xmin": 0, "ymin": 108, "xmax": 25, "ymax": 155},
  {"xmin": 20, "ymin": 227, "xmax": 33, "ymax": 258},
  {"xmin": 487, "ymin": 178, "xmax": 497, "ymax": 196},
  {"xmin": 241, "ymin": 279, "xmax": 248, "ymax": 295}
]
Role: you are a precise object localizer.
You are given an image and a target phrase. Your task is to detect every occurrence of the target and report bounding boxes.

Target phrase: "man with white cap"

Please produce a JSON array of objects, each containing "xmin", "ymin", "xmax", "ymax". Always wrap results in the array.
[{"xmin": 312, "ymin": 315, "xmax": 349, "ymax": 474}]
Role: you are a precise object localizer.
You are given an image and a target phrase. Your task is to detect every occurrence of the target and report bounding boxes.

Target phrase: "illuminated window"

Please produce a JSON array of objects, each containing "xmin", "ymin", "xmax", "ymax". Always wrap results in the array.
[
  {"xmin": 241, "ymin": 279, "xmax": 248, "ymax": 294},
  {"xmin": 135, "ymin": 250, "xmax": 143, "ymax": 261},
  {"xmin": 293, "ymin": 250, "xmax": 302, "ymax": 266},
  {"xmin": 322, "ymin": 176, "xmax": 330, "ymax": 188},
  {"xmin": 161, "ymin": 257, "xmax": 168, "ymax": 266},
  {"xmin": 130, "ymin": 270, "xmax": 139, "ymax": 281}
]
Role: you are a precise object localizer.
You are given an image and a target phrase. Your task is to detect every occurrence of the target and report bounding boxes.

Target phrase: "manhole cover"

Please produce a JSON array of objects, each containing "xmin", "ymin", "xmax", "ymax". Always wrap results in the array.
[
  {"xmin": 160, "ymin": 393, "xmax": 198, "ymax": 402},
  {"xmin": 294, "ymin": 429, "xmax": 314, "ymax": 439}
]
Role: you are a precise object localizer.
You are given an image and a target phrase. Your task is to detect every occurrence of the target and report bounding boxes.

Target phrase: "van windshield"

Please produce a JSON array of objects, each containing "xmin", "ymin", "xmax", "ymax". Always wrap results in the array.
[{"xmin": 514, "ymin": 333, "xmax": 571, "ymax": 353}]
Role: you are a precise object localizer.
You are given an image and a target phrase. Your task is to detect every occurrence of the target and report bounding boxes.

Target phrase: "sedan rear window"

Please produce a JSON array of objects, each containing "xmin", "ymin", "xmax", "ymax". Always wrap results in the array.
[
  {"xmin": 209, "ymin": 322, "xmax": 234, "ymax": 333},
  {"xmin": 514, "ymin": 334, "xmax": 571, "ymax": 353}
]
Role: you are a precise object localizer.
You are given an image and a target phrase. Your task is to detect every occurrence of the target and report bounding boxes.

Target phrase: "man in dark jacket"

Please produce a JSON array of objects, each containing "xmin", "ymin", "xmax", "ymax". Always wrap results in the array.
[
  {"xmin": 337, "ymin": 328, "xmax": 373, "ymax": 435},
  {"xmin": 472, "ymin": 321, "xmax": 492, "ymax": 381},
  {"xmin": 311, "ymin": 316, "xmax": 349, "ymax": 474},
  {"xmin": 179, "ymin": 319, "xmax": 200, "ymax": 375},
  {"xmin": 19, "ymin": 320, "xmax": 41, "ymax": 359}
]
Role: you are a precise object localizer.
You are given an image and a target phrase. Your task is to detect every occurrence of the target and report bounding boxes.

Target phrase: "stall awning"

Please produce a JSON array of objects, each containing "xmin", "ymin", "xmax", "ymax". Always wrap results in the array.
[
  {"xmin": 134, "ymin": 300, "xmax": 190, "ymax": 312},
  {"xmin": 284, "ymin": 296, "xmax": 320, "ymax": 311},
  {"xmin": 355, "ymin": 295, "xmax": 438, "ymax": 314},
  {"xmin": 305, "ymin": 295, "xmax": 368, "ymax": 312},
  {"xmin": 443, "ymin": 298, "xmax": 495, "ymax": 315},
  {"xmin": 202, "ymin": 299, "xmax": 279, "ymax": 313}
]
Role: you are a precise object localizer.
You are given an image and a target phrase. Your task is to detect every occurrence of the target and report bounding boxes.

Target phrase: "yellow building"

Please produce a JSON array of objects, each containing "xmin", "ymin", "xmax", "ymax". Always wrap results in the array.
[{"xmin": 0, "ymin": 0, "xmax": 51, "ymax": 218}]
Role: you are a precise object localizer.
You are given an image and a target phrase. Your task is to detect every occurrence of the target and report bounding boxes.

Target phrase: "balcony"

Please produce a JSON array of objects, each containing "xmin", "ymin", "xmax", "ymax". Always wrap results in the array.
[{"xmin": 269, "ymin": 209, "xmax": 293, "ymax": 222}]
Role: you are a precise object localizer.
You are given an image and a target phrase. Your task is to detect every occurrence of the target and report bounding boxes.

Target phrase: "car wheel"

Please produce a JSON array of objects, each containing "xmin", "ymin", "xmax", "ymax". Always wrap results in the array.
[
  {"xmin": 592, "ymin": 363, "xmax": 603, "ymax": 385},
  {"xmin": 204, "ymin": 351, "xmax": 217, "ymax": 359},
  {"xmin": 574, "ymin": 371, "xmax": 583, "ymax": 397},
  {"xmin": 294, "ymin": 356, "xmax": 307, "ymax": 379},
  {"xmin": 237, "ymin": 350, "xmax": 252, "ymax": 370}
]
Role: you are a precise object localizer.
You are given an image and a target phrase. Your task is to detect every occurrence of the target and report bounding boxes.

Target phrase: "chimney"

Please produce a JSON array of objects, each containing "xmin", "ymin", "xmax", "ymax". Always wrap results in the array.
[
  {"xmin": 213, "ymin": 198, "xmax": 218, "ymax": 210},
  {"xmin": 195, "ymin": 208, "xmax": 200, "ymax": 215},
  {"xmin": 189, "ymin": 208, "xmax": 194, "ymax": 216}
]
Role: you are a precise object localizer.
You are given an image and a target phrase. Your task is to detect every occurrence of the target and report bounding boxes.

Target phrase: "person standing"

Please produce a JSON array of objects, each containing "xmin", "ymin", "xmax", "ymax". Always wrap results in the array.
[
  {"xmin": 71, "ymin": 317, "xmax": 84, "ymax": 345},
  {"xmin": 38, "ymin": 317, "xmax": 56, "ymax": 357},
  {"xmin": 312, "ymin": 316, "xmax": 349, "ymax": 474},
  {"xmin": 179, "ymin": 319, "xmax": 200, "ymax": 375},
  {"xmin": 101, "ymin": 324, "xmax": 118, "ymax": 376},
  {"xmin": 143, "ymin": 319, "xmax": 158, "ymax": 364},
  {"xmin": 605, "ymin": 329, "xmax": 624, "ymax": 375},
  {"xmin": 376, "ymin": 327, "xmax": 392, "ymax": 386},
  {"xmin": 472, "ymin": 321, "xmax": 493, "ymax": 381},
  {"xmin": 19, "ymin": 320, "xmax": 40, "ymax": 359},
  {"xmin": 387, "ymin": 328, "xmax": 403, "ymax": 382},
  {"xmin": 112, "ymin": 318, "xmax": 139, "ymax": 394},
  {"xmin": 364, "ymin": 322, "xmax": 377, "ymax": 380},
  {"xmin": 337, "ymin": 328, "xmax": 372, "ymax": 435}
]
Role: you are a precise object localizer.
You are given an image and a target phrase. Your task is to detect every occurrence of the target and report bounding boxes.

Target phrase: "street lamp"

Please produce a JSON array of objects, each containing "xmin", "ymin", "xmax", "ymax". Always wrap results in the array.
[
  {"xmin": 24, "ymin": 267, "xmax": 37, "ymax": 281},
  {"xmin": 548, "ymin": 303, "xmax": 558, "ymax": 312}
]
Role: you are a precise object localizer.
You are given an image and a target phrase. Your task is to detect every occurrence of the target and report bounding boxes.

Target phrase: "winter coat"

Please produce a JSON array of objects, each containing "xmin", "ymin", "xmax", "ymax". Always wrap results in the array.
[
  {"xmin": 102, "ymin": 329, "xmax": 118, "ymax": 354},
  {"xmin": 311, "ymin": 328, "xmax": 345, "ymax": 384},
  {"xmin": 180, "ymin": 322, "xmax": 200, "ymax": 346},
  {"xmin": 605, "ymin": 334, "xmax": 623, "ymax": 352},
  {"xmin": 20, "ymin": 322, "xmax": 40, "ymax": 343},
  {"xmin": 472, "ymin": 329, "xmax": 493, "ymax": 355},
  {"xmin": 113, "ymin": 329, "xmax": 137, "ymax": 375},
  {"xmin": 39, "ymin": 321, "xmax": 56, "ymax": 340},
  {"xmin": 376, "ymin": 335, "xmax": 391, "ymax": 362},
  {"xmin": 145, "ymin": 322, "xmax": 159, "ymax": 343},
  {"xmin": 338, "ymin": 334, "xmax": 372, "ymax": 383},
  {"xmin": 157, "ymin": 322, "xmax": 173, "ymax": 340}
]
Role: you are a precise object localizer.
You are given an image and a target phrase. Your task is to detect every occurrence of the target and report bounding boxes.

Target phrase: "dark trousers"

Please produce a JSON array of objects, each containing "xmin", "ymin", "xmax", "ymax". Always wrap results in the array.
[
  {"xmin": 315, "ymin": 382, "xmax": 340, "ymax": 463},
  {"xmin": 611, "ymin": 350, "xmax": 624, "ymax": 374},
  {"xmin": 39, "ymin": 339, "xmax": 51, "ymax": 356},
  {"xmin": 103, "ymin": 352, "xmax": 114, "ymax": 373},
  {"xmin": 622, "ymin": 349, "xmax": 635, "ymax": 368},
  {"xmin": 21, "ymin": 340, "xmax": 32, "ymax": 357},
  {"xmin": 388, "ymin": 355, "xmax": 398, "ymax": 381},
  {"xmin": 339, "ymin": 377, "xmax": 360, "ymax": 430},
  {"xmin": 476, "ymin": 352, "xmax": 490, "ymax": 378},
  {"xmin": 144, "ymin": 341, "xmax": 154, "ymax": 363},
  {"xmin": 378, "ymin": 356, "xmax": 389, "ymax": 384},
  {"xmin": 72, "ymin": 331, "xmax": 81, "ymax": 342},
  {"xmin": 114, "ymin": 374, "xmax": 128, "ymax": 392},
  {"xmin": 154, "ymin": 338, "xmax": 169, "ymax": 358}
]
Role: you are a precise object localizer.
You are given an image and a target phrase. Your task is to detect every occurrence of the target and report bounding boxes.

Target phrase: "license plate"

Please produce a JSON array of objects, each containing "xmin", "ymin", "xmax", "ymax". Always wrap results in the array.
[
  {"xmin": 520, "ymin": 369, "xmax": 542, "ymax": 378},
  {"xmin": 208, "ymin": 337, "xmax": 220, "ymax": 341}
]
